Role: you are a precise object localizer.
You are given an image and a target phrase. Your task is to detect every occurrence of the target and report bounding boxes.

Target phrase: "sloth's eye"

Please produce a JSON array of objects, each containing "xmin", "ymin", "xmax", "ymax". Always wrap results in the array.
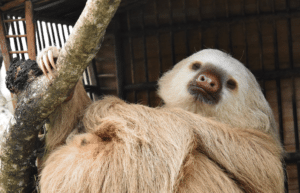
[
  {"xmin": 227, "ymin": 79, "xmax": 237, "ymax": 90},
  {"xmin": 191, "ymin": 62, "xmax": 201, "ymax": 71}
]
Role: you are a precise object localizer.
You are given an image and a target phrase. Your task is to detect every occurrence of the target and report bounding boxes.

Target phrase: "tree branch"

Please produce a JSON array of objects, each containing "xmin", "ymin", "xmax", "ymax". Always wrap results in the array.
[{"xmin": 0, "ymin": 0, "xmax": 121, "ymax": 192}]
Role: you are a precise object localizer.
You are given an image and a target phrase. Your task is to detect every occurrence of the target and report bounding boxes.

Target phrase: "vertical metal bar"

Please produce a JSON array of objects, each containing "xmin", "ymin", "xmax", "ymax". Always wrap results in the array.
[
  {"xmin": 273, "ymin": 21, "xmax": 279, "ymax": 71},
  {"xmin": 33, "ymin": 21, "xmax": 37, "ymax": 57},
  {"xmin": 11, "ymin": 23, "xmax": 21, "ymax": 59},
  {"xmin": 243, "ymin": 22, "xmax": 249, "ymax": 68},
  {"xmin": 228, "ymin": 25, "xmax": 233, "ymax": 54},
  {"xmin": 127, "ymin": 11, "xmax": 137, "ymax": 102},
  {"xmin": 141, "ymin": 9, "xmax": 150, "ymax": 106},
  {"xmin": 225, "ymin": 0, "xmax": 229, "ymax": 18},
  {"xmin": 270, "ymin": 0, "xmax": 275, "ymax": 13},
  {"xmin": 49, "ymin": 23, "xmax": 56, "ymax": 46},
  {"xmin": 284, "ymin": 165, "xmax": 289, "ymax": 193},
  {"xmin": 63, "ymin": 25, "xmax": 70, "ymax": 44},
  {"xmin": 19, "ymin": 19, "xmax": 28, "ymax": 52},
  {"xmin": 198, "ymin": 0, "xmax": 204, "ymax": 50},
  {"xmin": 35, "ymin": 21, "xmax": 42, "ymax": 53},
  {"xmin": 213, "ymin": 0, "xmax": 219, "ymax": 49},
  {"xmin": 183, "ymin": 0, "xmax": 190, "ymax": 56},
  {"xmin": 256, "ymin": 0, "xmax": 260, "ymax": 14},
  {"xmin": 55, "ymin": 23, "xmax": 62, "ymax": 48},
  {"xmin": 257, "ymin": 19, "xmax": 266, "ymax": 95},
  {"xmin": 292, "ymin": 77, "xmax": 299, "ymax": 151},
  {"xmin": 257, "ymin": 22, "xmax": 265, "ymax": 72},
  {"xmin": 10, "ymin": 18, "xmax": 21, "ymax": 59},
  {"xmin": 25, "ymin": 0, "xmax": 36, "ymax": 60},
  {"xmin": 114, "ymin": 16, "xmax": 125, "ymax": 99},
  {"xmin": 242, "ymin": 0, "xmax": 246, "ymax": 15},
  {"xmin": 242, "ymin": 0, "xmax": 249, "ymax": 68},
  {"xmin": 272, "ymin": 20, "xmax": 284, "ymax": 148},
  {"xmin": 84, "ymin": 69, "xmax": 90, "ymax": 84},
  {"xmin": 286, "ymin": 8, "xmax": 293, "ymax": 69},
  {"xmin": 22, "ymin": 20, "xmax": 27, "ymax": 38},
  {"xmin": 276, "ymin": 78, "xmax": 284, "ymax": 144},
  {"xmin": 270, "ymin": 7, "xmax": 285, "ymax": 147},
  {"xmin": 38, "ymin": 21, "xmax": 45, "ymax": 49},
  {"xmin": 60, "ymin": 24, "xmax": 66, "ymax": 44},
  {"xmin": 66, "ymin": 25, "xmax": 71, "ymax": 35},
  {"xmin": 168, "ymin": 0, "xmax": 175, "ymax": 65},
  {"xmin": 91, "ymin": 58, "xmax": 100, "ymax": 95},
  {"xmin": 225, "ymin": 0, "xmax": 232, "ymax": 53},
  {"xmin": 141, "ymin": 12, "xmax": 149, "ymax": 82},
  {"xmin": 197, "ymin": 0, "xmax": 202, "ymax": 21},
  {"xmin": 213, "ymin": 0, "xmax": 217, "ymax": 19},
  {"xmin": 45, "ymin": 22, "xmax": 52, "ymax": 46},
  {"xmin": 84, "ymin": 69, "xmax": 93, "ymax": 100},
  {"xmin": 15, "ymin": 17, "xmax": 25, "ymax": 59},
  {"xmin": 154, "ymin": 0, "xmax": 163, "ymax": 76}
]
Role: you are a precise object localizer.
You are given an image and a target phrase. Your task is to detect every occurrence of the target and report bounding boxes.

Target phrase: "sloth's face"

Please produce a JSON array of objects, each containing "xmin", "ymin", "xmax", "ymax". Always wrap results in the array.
[
  {"xmin": 158, "ymin": 49, "xmax": 256, "ymax": 110},
  {"xmin": 158, "ymin": 49, "xmax": 274, "ymax": 133}
]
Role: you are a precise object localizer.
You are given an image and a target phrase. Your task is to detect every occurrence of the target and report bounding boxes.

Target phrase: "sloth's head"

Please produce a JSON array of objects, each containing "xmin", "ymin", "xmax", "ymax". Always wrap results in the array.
[{"xmin": 158, "ymin": 49, "xmax": 277, "ymax": 136}]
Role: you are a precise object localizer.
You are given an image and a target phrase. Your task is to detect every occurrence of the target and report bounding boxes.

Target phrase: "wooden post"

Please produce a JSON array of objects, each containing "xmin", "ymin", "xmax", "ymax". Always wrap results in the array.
[
  {"xmin": 0, "ymin": 12, "xmax": 12, "ymax": 70},
  {"xmin": 25, "ymin": 0, "xmax": 36, "ymax": 60},
  {"xmin": 0, "ymin": 13, "xmax": 16, "ymax": 109}
]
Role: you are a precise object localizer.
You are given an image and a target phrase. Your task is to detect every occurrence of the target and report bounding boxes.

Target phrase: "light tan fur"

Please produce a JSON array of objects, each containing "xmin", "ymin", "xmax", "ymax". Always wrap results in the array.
[
  {"xmin": 45, "ymin": 80, "xmax": 91, "ymax": 152},
  {"xmin": 36, "ymin": 47, "xmax": 92, "ymax": 152},
  {"xmin": 40, "ymin": 96, "xmax": 283, "ymax": 193},
  {"xmin": 39, "ymin": 48, "xmax": 284, "ymax": 193}
]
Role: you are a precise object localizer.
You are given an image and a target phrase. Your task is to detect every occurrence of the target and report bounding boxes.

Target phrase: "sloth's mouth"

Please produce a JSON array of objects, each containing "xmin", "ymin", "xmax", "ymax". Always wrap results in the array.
[{"xmin": 188, "ymin": 84, "xmax": 219, "ymax": 105}]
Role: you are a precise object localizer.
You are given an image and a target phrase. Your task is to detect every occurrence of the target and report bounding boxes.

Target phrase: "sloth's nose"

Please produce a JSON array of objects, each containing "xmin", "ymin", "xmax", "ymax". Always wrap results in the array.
[{"xmin": 196, "ymin": 72, "xmax": 220, "ymax": 93}]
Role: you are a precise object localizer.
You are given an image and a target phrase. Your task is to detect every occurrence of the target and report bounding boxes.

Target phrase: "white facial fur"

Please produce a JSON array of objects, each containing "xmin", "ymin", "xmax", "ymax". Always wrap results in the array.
[{"xmin": 158, "ymin": 49, "xmax": 278, "ymax": 138}]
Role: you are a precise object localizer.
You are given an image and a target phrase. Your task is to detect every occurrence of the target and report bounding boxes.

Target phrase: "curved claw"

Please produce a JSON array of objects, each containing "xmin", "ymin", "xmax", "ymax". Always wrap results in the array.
[
  {"xmin": 39, "ymin": 59, "xmax": 49, "ymax": 79},
  {"xmin": 43, "ymin": 54, "xmax": 54, "ymax": 78},
  {"xmin": 48, "ymin": 50, "xmax": 57, "ymax": 70}
]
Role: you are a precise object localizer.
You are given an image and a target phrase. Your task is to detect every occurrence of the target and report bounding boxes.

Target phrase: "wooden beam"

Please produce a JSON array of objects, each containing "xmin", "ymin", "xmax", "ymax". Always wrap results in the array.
[
  {"xmin": 4, "ymin": 18, "xmax": 26, "ymax": 23},
  {"xmin": 0, "ymin": 0, "xmax": 26, "ymax": 12},
  {"xmin": 25, "ymin": 0, "xmax": 36, "ymax": 60},
  {"xmin": 9, "ymin": 50, "xmax": 28, "ymax": 54},
  {"xmin": 6, "ymin": 34, "xmax": 27, "ymax": 38}
]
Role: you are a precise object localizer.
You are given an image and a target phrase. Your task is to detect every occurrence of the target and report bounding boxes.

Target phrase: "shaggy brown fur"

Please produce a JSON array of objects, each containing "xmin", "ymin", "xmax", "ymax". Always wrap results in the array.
[{"xmin": 39, "ymin": 48, "xmax": 284, "ymax": 193}]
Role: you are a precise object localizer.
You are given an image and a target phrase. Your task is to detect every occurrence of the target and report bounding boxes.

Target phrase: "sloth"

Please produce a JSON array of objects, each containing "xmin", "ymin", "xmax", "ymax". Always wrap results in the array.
[
  {"xmin": 157, "ymin": 49, "xmax": 279, "ymax": 142},
  {"xmin": 30, "ymin": 47, "xmax": 284, "ymax": 193}
]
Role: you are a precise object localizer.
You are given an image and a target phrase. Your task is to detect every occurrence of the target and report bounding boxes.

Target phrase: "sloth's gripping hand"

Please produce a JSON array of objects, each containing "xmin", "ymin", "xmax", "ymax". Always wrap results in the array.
[
  {"xmin": 6, "ymin": 46, "xmax": 61, "ymax": 94},
  {"xmin": 36, "ymin": 46, "xmax": 60, "ymax": 79}
]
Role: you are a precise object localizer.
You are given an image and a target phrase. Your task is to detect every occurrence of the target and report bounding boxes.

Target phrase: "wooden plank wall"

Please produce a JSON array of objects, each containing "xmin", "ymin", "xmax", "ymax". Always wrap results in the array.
[
  {"xmin": 96, "ymin": 0, "xmax": 300, "ymax": 192},
  {"xmin": 94, "ymin": 34, "xmax": 118, "ymax": 97}
]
